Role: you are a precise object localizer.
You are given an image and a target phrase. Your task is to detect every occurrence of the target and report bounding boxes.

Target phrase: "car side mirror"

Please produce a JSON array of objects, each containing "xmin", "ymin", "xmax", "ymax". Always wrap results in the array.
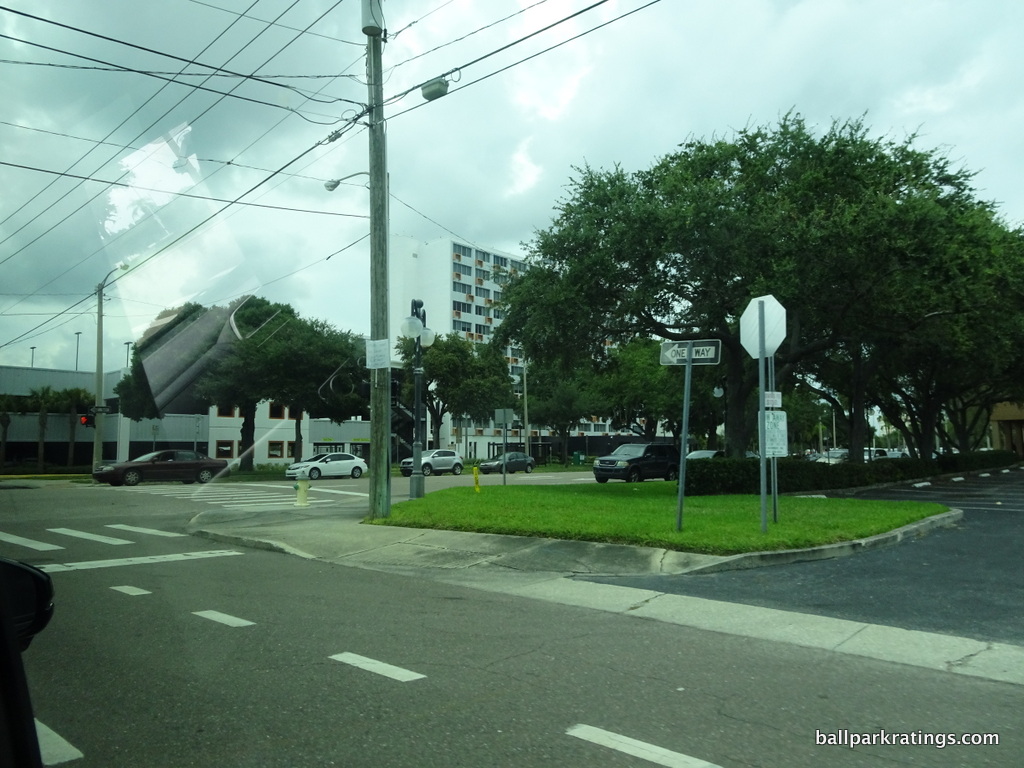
[{"xmin": 0, "ymin": 558, "xmax": 55, "ymax": 651}]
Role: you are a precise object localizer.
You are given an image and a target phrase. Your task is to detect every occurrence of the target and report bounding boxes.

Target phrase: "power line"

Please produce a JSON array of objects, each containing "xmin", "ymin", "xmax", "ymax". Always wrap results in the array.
[
  {"xmin": 387, "ymin": 0, "xmax": 662, "ymax": 122},
  {"xmin": 0, "ymin": 6, "xmax": 356, "ymax": 107},
  {"xmin": 0, "ymin": 160, "xmax": 369, "ymax": 219}
]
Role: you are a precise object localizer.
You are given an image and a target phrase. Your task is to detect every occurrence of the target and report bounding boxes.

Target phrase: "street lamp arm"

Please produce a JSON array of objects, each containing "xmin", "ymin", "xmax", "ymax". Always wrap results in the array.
[{"xmin": 324, "ymin": 171, "xmax": 370, "ymax": 191}]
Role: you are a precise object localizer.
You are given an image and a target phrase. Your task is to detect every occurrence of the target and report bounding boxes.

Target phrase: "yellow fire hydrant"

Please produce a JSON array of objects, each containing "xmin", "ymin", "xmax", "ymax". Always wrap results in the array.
[{"xmin": 294, "ymin": 468, "xmax": 310, "ymax": 507}]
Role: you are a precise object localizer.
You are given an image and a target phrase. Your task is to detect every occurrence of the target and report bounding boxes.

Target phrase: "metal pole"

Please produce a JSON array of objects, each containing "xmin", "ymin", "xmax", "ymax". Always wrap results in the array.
[
  {"xmin": 758, "ymin": 300, "xmax": 768, "ymax": 533},
  {"xmin": 92, "ymin": 281, "xmax": 104, "ymax": 471},
  {"xmin": 75, "ymin": 332, "xmax": 81, "ymax": 371},
  {"xmin": 675, "ymin": 342, "xmax": 694, "ymax": 532},
  {"xmin": 365, "ymin": 11, "xmax": 390, "ymax": 519},
  {"xmin": 522, "ymin": 359, "xmax": 530, "ymax": 463},
  {"xmin": 410, "ymin": 303, "xmax": 425, "ymax": 499},
  {"xmin": 769, "ymin": 353, "xmax": 779, "ymax": 523}
]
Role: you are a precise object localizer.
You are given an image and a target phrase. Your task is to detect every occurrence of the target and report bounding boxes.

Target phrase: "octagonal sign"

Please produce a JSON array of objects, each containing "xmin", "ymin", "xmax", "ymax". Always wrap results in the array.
[{"xmin": 740, "ymin": 294, "xmax": 786, "ymax": 358}]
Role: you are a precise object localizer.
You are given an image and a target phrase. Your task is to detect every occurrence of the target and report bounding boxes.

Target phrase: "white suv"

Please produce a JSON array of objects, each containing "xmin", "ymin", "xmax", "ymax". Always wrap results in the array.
[{"xmin": 400, "ymin": 449, "xmax": 464, "ymax": 477}]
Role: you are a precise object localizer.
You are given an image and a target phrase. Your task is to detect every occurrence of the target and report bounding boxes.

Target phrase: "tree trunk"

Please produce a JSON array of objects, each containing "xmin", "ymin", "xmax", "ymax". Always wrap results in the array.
[
  {"xmin": 291, "ymin": 407, "xmax": 304, "ymax": 462},
  {"xmin": 238, "ymin": 402, "xmax": 257, "ymax": 471}
]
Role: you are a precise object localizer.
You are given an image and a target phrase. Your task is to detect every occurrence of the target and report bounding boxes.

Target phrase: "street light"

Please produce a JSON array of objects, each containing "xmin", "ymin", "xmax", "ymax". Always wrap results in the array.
[
  {"xmin": 324, "ymin": 171, "xmax": 370, "ymax": 192},
  {"xmin": 29, "ymin": 346, "xmax": 35, "ymax": 367},
  {"xmin": 400, "ymin": 300, "xmax": 435, "ymax": 499},
  {"xmin": 93, "ymin": 262, "xmax": 129, "ymax": 471},
  {"xmin": 124, "ymin": 341, "xmax": 132, "ymax": 367},
  {"xmin": 75, "ymin": 331, "xmax": 82, "ymax": 371}
]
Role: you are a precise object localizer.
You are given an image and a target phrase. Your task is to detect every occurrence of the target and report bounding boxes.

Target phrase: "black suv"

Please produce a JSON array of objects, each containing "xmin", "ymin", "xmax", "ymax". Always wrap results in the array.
[{"xmin": 592, "ymin": 443, "xmax": 680, "ymax": 483}]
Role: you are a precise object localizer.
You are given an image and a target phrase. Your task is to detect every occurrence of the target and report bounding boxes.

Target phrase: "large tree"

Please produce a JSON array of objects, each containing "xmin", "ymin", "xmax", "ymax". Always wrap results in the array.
[{"xmin": 498, "ymin": 114, "xmax": 1019, "ymax": 459}]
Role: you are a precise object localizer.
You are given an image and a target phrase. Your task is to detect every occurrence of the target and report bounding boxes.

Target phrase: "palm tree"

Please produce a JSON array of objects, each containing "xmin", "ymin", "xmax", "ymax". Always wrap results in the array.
[
  {"xmin": 55, "ymin": 387, "xmax": 95, "ymax": 467},
  {"xmin": 27, "ymin": 386, "xmax": 56, "ymax": 472}
]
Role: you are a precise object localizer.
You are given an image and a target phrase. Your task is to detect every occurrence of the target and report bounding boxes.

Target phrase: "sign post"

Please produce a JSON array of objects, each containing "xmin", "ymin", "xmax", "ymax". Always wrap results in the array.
[
  {"xmin": 660, "ymin": 339, "xmax": 722, "ymax": 530},
  {"xmin": 740, "ymin": 295, "xmax": 786, "ymax": 533}
]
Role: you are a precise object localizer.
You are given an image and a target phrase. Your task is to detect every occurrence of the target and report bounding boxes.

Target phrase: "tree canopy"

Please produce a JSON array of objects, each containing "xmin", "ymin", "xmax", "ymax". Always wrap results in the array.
[{"xmin": 497, "ymin": 114, "xmax": 1024, "ymax": 457}]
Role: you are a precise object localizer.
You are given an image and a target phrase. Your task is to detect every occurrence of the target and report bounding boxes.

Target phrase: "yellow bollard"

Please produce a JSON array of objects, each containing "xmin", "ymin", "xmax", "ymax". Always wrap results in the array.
[
  {"xmin": 473, "ymin": 465, "xmax": 481, "ymax": 493},
  {"xmin": 294, "ymin": 469, "xmax": 310, "ymax": 507}
]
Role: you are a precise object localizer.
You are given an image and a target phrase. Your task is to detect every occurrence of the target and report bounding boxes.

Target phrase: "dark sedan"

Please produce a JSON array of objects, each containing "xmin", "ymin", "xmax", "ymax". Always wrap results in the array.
[
  {"xmin": 478, "ymin": 451, "xmax": 535, "ymax": 474},
  {"xmin": 92, "ymin": 449, "xmax": 230, "ymax": 486}
]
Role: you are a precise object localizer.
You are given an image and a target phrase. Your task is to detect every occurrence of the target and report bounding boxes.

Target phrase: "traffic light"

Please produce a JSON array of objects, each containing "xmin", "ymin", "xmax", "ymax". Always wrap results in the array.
[{"xmin": 79, "ymin": 414, "xmax": 95, "ymax": 428}]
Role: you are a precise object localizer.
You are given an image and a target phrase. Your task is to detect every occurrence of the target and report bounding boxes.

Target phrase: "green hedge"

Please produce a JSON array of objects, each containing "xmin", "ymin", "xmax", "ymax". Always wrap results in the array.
[{"xmin": 682, "ymin": 451, "xmax": 1019, "ymax": 495}]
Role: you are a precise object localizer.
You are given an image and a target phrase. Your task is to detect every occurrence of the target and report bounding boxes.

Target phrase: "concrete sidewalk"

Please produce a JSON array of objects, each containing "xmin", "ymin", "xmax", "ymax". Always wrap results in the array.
[{"xmin": 187, "ymin": 502, "xmax": 1024, "ymax": 687}]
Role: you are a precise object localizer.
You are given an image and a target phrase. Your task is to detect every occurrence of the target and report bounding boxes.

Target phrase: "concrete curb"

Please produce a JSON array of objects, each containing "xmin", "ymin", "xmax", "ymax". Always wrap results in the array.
[{"xmin": 683, "ymin": 508, "xmax": 964, "ymax": 574}]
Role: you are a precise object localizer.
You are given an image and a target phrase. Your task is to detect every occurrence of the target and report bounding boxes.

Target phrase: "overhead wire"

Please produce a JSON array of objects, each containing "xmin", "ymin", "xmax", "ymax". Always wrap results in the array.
[{"xmin": 0, "ymin": 0, "xmax": 353, "ymax": 292}]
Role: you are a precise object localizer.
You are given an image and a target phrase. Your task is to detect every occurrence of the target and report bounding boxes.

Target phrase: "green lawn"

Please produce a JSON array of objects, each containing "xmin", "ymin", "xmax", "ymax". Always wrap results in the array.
[{"xmin": 368, "ymin": 482, "xmax": 948, "ymax": 555}]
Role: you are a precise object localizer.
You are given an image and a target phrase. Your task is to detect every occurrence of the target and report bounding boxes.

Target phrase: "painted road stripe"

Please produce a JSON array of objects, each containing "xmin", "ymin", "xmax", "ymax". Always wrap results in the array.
[
  {"xmin": 329, "ymin": 652, "xmax": 425, "ymax": 682},
  {"xmin": 47, "ymin": 528, "xmax": 133, "ymax": 545},
  {"xmin": 0, "ymin": 531, "xmax": 64, "ymax": 551},
  {"xmin": 39, "ymin": 549, "xmax": 243, "ymax": 573},
  {"xmin": 106, "ymin": 524, "xmax": 187, "ymax": 537},
  {"xmin": 111, "ymin": 585, "xmax": 151, "ymax": 596},
  {"xmin": 567, "ymin": 724, "xmax": 722, "ymax": 768},
  {"xmin": 36, "ymin": 719, "xmax": 84, "ymax": 764},
  {"xmin": 193, "ymin": 610, "xmax": 255, "ymax": 627}
]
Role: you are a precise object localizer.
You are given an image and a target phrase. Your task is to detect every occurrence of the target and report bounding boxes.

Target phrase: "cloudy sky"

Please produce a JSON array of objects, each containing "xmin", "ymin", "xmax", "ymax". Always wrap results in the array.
[{"xmin": 1, "ymin": 0, "xmax": 1022, "ymax": 373}]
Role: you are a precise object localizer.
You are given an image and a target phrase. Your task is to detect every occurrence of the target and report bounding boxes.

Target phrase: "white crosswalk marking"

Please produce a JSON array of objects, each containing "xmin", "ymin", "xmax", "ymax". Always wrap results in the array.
[
  {"xmin": 0, "ymin": 531, "xmax": 64, "ymax": 551},
  {"xmin": 105, "ymin": 524, "xmax": 187, "ymax": 537},
  {"xmin": 40, "ymin": 550, "xmax": 243, "ymax": 573},
  {"xmin": 567, "ymin": 724, "xmax": 722, "ymax": 767},
  {"xmin": 47, "ymin": 528, "xmax": 133, "ymax": 545},
  {"xmin": 133, "ymin": 484, "xmax": 335, "ymax": 508}
]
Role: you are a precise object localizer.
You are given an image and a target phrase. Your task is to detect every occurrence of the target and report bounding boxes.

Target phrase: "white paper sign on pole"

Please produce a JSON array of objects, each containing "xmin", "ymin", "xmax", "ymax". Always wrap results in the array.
[{"xmin": 365, "ymin": 338, "xmax": 391, "ymax": 369}]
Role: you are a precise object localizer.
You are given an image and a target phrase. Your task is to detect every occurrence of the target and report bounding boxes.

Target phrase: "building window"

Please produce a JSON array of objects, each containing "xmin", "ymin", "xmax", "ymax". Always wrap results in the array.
[
  {"xmin": 452, "ymin": 300, "xmax": 472, "ymax": 314},
  {"xmin": 215, "ymin": 440, "xmax": 235, "ymax": 459},
  {"xmin": 474, "ymin": 286, "xmax": 490, "ymax": 299},
  {"xmin": 287, "ymin": 442, "xmax": 297, "ymax": 458},
  {"xmin": 492, "ymin": 308, "xmax": 504, "ymax": 320},
  {"xmin": 510, "ymin": 259, "xmax": 526, "ymax": 272},
  {"xmin": 454, "ymin": 262, "xmax": 472, "ymax": 276},
  {"xmin": 453, "ymin": 320, "xmax": 472, "ymax": 333},
  {"xmin": 452, "ymin": 281, "xmax": 467, "ymax": 293},
  {"xmin": 493, "ymin": 254, "xmax": 508, "ymax": 268},
  {"xmin": 217, "ymin": 405, "xmax": 236, "ymax": 418},
  {"xmin": 475, "ymin": 249, "xmax": 491, "ymax": 263},
  {"xmin": 474, "ymin": 305, "xmax": 489, "ymax": 316},
  {"xmin": 474, "ymin": 268, "xmax": 491, "ymax": 280},
  {"xmin": 493, "ymin": 290, "xmax": 502, "ymax": 302},
  {"xmin": 268, "ymin": 441, "xmax": 284, "ymax": 459},
  {"xmin": 454, "ymin": 243, "xmax": 472, "ymax": 260},
  {"xmin": 475, "ymin": 324, "xmax": 491, "ymax": 336},
  {"xmin": 268, "ymin": 402, "xmax": 286, "ymax": 419}
]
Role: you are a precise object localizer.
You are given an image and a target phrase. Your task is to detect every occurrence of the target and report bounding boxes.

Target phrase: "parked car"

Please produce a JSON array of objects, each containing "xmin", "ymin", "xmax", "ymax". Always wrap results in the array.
[
  {"xmin": 592, "ymin": 443, "xmax": 680, "ymax": 483},
  {"xmin": 816, "ymin": 449, "xmax": 849, "ymax": 464},
  {"xmin": 479, "ymin": 451, "xmax": 535, "ymax": 474},
  {"xmin": 92, "ymin": 450, "xmax": 229, "ymax": 486},
  {"xmin": 285, "ymin": 452, "xmax": 367, "ymax": 480},
  {"xmin": 686, "ymin": 450, "xmax": 724, "ymax": 459},
  {"xmin": 400, "ymin": 449, "xmax": 464, "ymax": 477}
]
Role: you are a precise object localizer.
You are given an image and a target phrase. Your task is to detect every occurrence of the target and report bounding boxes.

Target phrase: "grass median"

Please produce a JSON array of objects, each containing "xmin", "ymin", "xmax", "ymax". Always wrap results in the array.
[{"xmin": 368, "ymin": 482, "xmax": 948, "ymax": 555}]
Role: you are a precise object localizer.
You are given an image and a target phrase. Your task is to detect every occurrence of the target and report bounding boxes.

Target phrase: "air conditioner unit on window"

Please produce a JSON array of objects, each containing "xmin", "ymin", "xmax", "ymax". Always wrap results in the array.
[
  {"xmin": 454, "ymin": 310, "xmax": 461, "ymax": 318},
  {"xmin": 454, "ymin": 272, "xmax": 462, "ymax": 279},
  {"xmin": 453, "ymin": 253, "xmax": 461, "ymax": 261},
  {"xmin": 466, "ymin": 294, "xmax": 474, "ymax": 301}
]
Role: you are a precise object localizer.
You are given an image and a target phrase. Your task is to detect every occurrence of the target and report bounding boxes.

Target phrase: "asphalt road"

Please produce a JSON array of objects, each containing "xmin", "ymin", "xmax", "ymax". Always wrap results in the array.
[
  {"xmin": 583, "ymin": 468, "xmax": 1024, "ymax": 646},
  {"xmin": 3, "ymin": 481, "xmax": 1022, "ymax": 767}
]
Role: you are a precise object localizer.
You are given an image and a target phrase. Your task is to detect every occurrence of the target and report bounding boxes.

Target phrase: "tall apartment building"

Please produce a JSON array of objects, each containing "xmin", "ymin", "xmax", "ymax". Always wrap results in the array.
[{"xmin": 388, "ymin": 237, "xmax": 626, "ymax": 460}]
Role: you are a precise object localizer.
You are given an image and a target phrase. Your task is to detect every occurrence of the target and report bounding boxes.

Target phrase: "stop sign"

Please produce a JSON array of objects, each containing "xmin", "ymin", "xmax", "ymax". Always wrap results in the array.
[{"xmin": 740, "ymin": 294, "xmax": 786, "ymax": 358}]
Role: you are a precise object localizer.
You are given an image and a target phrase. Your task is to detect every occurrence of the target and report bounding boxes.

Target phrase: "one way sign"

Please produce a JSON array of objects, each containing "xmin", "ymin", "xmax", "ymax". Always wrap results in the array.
[{"xmin": 660, "ymin": 339, "xmax": 722, "ymax": 366}]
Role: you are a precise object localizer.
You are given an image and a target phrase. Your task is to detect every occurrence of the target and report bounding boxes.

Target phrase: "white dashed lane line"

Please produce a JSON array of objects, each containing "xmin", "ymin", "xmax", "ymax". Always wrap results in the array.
[
  {"xmin": 192, "ymin": 610, "xmax": 255, "ymax": 627},
  {"xmin": 105, "ymin": 524, "xmax": 187, "ymax": 537},
  {"xmin": 567, "ymin": 724, "xmax": 722, "ymax": 767},
  {"xmin": 329, "ymin": 652, "xmax": 426, "ymax": 682}
]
